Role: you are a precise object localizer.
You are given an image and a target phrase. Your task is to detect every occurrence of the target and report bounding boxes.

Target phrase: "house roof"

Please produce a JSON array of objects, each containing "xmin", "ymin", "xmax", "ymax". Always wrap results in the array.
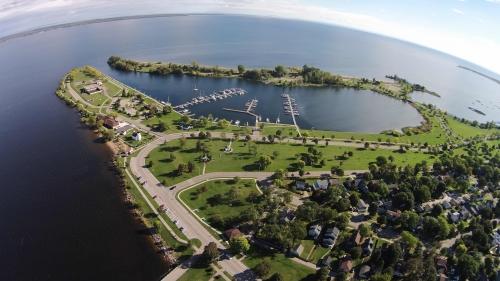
[
  {"xmin": 224, "ymin": 228, "xmax": 242, "ymax": 240},
  {"xmin": 313, "ymin": 180, "xmax": 329, "ymax": 190},
  {"xmin": 339, "ymin": 259, "xmax": 353, "ymax": 272},
  {"xmin": 354, "ymin": 231, "xmax": 365, "ymax": 246}
]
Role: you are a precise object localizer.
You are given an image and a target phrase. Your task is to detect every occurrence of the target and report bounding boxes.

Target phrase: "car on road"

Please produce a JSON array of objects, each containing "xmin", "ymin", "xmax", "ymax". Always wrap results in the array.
[{"xmin": 169, "ymin": 185, "xmax": 176, "ymax": 190}]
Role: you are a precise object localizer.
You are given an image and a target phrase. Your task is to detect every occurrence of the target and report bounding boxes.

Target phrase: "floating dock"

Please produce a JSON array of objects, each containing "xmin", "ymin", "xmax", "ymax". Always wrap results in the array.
[
  {"xmin": 222, "ymin": 98, "xmax": 260, "ymax": 127},
  {"xmin": 174, "ymin": 88, "xmax": 246, "ymax": 110},
  {"xmin": 282, "ymin": 93, "xmax": 301, "ymax": 137}
]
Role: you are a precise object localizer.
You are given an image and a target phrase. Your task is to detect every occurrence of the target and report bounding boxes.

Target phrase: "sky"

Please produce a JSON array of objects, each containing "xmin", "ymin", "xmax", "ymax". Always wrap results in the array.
[{"xmin": 1, "ymin": 0, "xmax": 500, "ymax": 75}]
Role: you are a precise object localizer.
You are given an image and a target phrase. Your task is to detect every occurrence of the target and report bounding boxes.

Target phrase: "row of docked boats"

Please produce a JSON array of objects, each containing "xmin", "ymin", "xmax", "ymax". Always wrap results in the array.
[
  {"xmin": 174, "ymin": 88, "xmax": 247, "ymax": 110},
  {"xmin": 282, "ymin": 93, "xmax": 300, "ymax": 116}
]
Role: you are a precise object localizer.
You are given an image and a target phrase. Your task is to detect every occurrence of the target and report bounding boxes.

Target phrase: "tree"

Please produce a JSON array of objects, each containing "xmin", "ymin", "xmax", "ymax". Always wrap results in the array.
[
  {"xmin": 359, "ymin": 224, "xmax": 371, "ymax": 237},
  {"xmin": 258, "ymin": 155, "xmax": 272, "ymax": 170},
  {"xmin": 316, "ymin": 267, "xmax": 329, "ymax": 281},
  {"xmin": 237, "ymin": 64, "xmax": 245, "ymax": 74},
  {"xmin": 422, "ymin": 216, "xmax": 449, "ymax": 240},
  {"xmin": 254, "ymin": 261, "xmax": 271, "ymax": 277},
  {"xmin": 274, "ymin": 65, "xmax": 286, "ymax": 77},
  {"xmin": 217, "ymin": 119, "xmax": 230, "ymax": 129},
  {"xmin": 349, "ymin": 192, "xmax": 360, "ymax": 207},
  {"xmin": 401, "ymin": 231, "xmax": 419, "ymax": 250},
  {"xmin": 414, "ymin": 185, "xmax": 431, "ymax": 204},
  {"xmin": 187, "ymin": 161, "xmax": 195, "ymax": 173},
  {"xmin": 400, "ymin": 211, "xmax": 419, "ymax": 231},
  {"xmin": 392, "ymin": 191, "xmax": 414, "ymax": 211},
  {"xmin": 431, "ymin": 204, "xmax": 443, "ymax": 217},
  {"xmin": 364, "ymin": 142, "xmax": 370, "ymax": 149},
  {"xmin": 176, "ymin": 163, "xmax": 185, "ymax": 175},
  {"xmin": 376, "ymin": 156, "xmax": 388, "ymax": 166},
  {"xmin": 101, "ymin": 128, "xmax": 115, "ymax": 141},
  {"xmin": 203, "ymin": 242, "xmax": 219, "ymax": 264},
  {"xmin": 157, "ymin": 121, "xmax": 167, "ymax": 132},
  {"xmin": 370, "ymin": 273, "xmax": 392, "ymax": 281},
  {"xmin": 457, "ymin": 254, "xmax": 480, "ymax": 281},
  {"xmin": 229, "ymin": 236, "xmax": 250, "ymax": 254}
]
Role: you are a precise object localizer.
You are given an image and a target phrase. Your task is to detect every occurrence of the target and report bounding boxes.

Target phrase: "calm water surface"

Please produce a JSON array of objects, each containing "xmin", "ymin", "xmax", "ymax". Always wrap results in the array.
[{"xmin": 1, "ymin": 14, "xmax": 499, "ymax": 281}]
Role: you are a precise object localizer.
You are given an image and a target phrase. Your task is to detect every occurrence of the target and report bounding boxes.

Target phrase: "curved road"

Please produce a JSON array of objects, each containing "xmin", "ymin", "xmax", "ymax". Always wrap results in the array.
[{"xmin": 129, "ymin": 132, "xmax": 368, "ymax": 280}]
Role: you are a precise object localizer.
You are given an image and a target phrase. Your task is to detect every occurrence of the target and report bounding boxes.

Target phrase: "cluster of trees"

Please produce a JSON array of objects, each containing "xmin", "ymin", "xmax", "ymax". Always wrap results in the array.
[{"xmin": 301, "ymin": 65, "xmax": 342, "ymax": 85}]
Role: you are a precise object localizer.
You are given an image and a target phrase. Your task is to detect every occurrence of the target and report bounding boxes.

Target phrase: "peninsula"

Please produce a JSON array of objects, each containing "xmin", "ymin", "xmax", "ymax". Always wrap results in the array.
[
  {"xmin": 107, "ymin": 56, "xmax": 439, "ymax": 101},
  {"xmin": 55, "ymin": 64, "xmax": 499, "ymax": 281}
]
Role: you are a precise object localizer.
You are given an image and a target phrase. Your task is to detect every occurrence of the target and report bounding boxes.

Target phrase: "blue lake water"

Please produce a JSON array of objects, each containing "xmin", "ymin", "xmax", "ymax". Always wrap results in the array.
[{"xmin": 0, "ymin": 14, "xmax": 499, "ymax": 281}]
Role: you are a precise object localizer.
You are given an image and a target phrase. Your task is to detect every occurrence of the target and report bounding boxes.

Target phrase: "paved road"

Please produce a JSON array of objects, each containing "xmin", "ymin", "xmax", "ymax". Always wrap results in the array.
[
  {"xmin": 130, "ymin": 135, "xmax": 258, "ymax": 281},
  {"xmin": 128, "ymin": 132, "xmax": 368, "ymax": 280}
]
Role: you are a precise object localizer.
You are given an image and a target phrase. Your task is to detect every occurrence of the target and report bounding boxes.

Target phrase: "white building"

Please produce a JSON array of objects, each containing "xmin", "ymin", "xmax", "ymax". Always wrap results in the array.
[{"xmin": 132, "ymin": 132, "xmax": 142, "ymax": 141}]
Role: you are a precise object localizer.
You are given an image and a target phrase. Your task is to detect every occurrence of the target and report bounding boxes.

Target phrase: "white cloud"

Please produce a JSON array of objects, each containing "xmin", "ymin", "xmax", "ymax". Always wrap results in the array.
[{"xmin": 452, "ymin": 8, "xmax": 465, "ymax": 14}]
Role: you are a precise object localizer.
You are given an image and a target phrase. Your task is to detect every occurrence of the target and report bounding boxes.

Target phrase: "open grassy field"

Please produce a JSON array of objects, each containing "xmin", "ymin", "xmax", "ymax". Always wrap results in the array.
[
  {"xmin": 263, "ymin": 107, "xmax": 450, "ymax": 146},
  {"xmin": 147, "ymin": 138, "xmax": 433, "ymax": 185},
  {"xmin": 178, "ymin": 266, "xmax": 214, "ymax": 281},
  {"xmin": 299, "ymin": 240, "xmax": 315, "ymax": 260},
  {"xmin": 446, "ymin": 116, "xmax": 499, "ymax": 139},
  {"xmin": 179, "ymin": 179, "xmax": 260, "ymax": 229},
  {"xmin": 243, "ymin": 246, "xmax": 315, "ymax": 281},
  {"xmin": 309, "ymin": 245, "xmax": 330, "ymax": 264}
]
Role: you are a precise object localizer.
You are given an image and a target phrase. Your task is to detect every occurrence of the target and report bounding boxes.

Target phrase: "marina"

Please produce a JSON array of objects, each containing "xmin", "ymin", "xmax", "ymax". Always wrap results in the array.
[
  {"xmin": 282, "ymin": 93, "xmax": 302, "ymax": 137},
  {"xmin": 222, "ymin": 98, "xmax": 260, "ymax": 127},
  {"xmin": 173, "ymin": 88, "xmax": 246, "ymax": 110}
]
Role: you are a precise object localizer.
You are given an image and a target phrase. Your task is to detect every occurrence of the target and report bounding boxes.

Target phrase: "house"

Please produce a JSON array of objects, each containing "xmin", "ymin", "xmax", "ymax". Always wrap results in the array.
[
  {"xmin": 313, "ymin": 179, "xmax": 329, "ymax": 191},
  {"xmin": 352, "ymin": 230, "xmax": 365, "ymax": 247},
  {"xmin": 116, "ymin": 124, "xmax": 133, "ymax": 135},
  {"xmin": 386, "ymin": 210, "xmax": 401, "ymax": 222},
  {"xmin": 491, "ymin": 231, "xmax": 500, "ymax": 247},
  {"xmin": 132, "ymin": 132, "xmax": 142, "ymax": 141},
  {"xmin": 103, "ymin": 116, "xmax": 119, "ymax": 129},
  {"xmin": 279, "ymin": 208, "xmax": 296, "ymax": 223},
  {"xmin": 291, "ymin": 244, "xmax": 304, "ymax": 257},
  {"xmin": 442, "ymin": 201, "xmax": 452, "ymax": 210},
  {"xmin": 449, "ymin": 212, "xmax": 461, "ymax": 223},
  {"xmin": 321, "ymin": 255, "xmax": 334, "ymax": 267},
  {"xmin": 357, "ymin": 199, "xmax": 368, "ymax": 213},
  {"xmin": 224, "ymin": 228, "xmax": 242, "ymax": 240},
  {"xmin": 178, "ymin": 123, "xmax": 193, "ymax": 130},
  {"xmin": 362, "ymin": 238, "xmax": 374, "ymax": 257},
  {"xmin": 308, "ymin": 224, "xmax": 322, "ymax": 240},
  {"xmin": 322, "ymin": 227, "xmax": 340, "ymax": 247},
  {"xmin": 295, "ymin": 181, "xmax": 307, "ymax": 191},
  {"xmin": 460, "ymin": 207, "xmax": 471, "ymax": 220},
  {"xmin": 339, "ymin": 259, "xmax": 353, "ymax": 273},
  {"xmin": 81, "ymin": 83, "xmax": 103, "ymax": 94},
  {"xmin": 358, "ymin": 265, "xmax": 371, "ymax": 279}
]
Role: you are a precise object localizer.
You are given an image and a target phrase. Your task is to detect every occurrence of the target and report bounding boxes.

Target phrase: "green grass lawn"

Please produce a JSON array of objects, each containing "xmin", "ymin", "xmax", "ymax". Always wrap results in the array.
[
  {"xmin": 122, "ymin": 131, "xmax": 154, "ymax": 148},
  {"xmin": 299, "ymin": 240, "xmax": 315, "ymax": 260},
  {"xmin": 309, "ymin": 246, "xmax": 330, "ymax": 264},
  {"xmin": 148, "ymin": 138, "xmax": 433, "ymax": 185},
  {"xmin": 446, "ymin": 116, "xmax": 499, "ymax": 139},
  {"xmin": 178, "ymin": 266, "xmax": 214, "ymax": 281},
  {"xmin": 179, "ymin": 179, "xmax": 260, "ymax": 230},
  {"xmin": 243, "ymin": 246, "xmax": 315, "ymax": 281},
  {"xmin": 103, "ymin": 80, "xmax": 122, "ymax": 96}
]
